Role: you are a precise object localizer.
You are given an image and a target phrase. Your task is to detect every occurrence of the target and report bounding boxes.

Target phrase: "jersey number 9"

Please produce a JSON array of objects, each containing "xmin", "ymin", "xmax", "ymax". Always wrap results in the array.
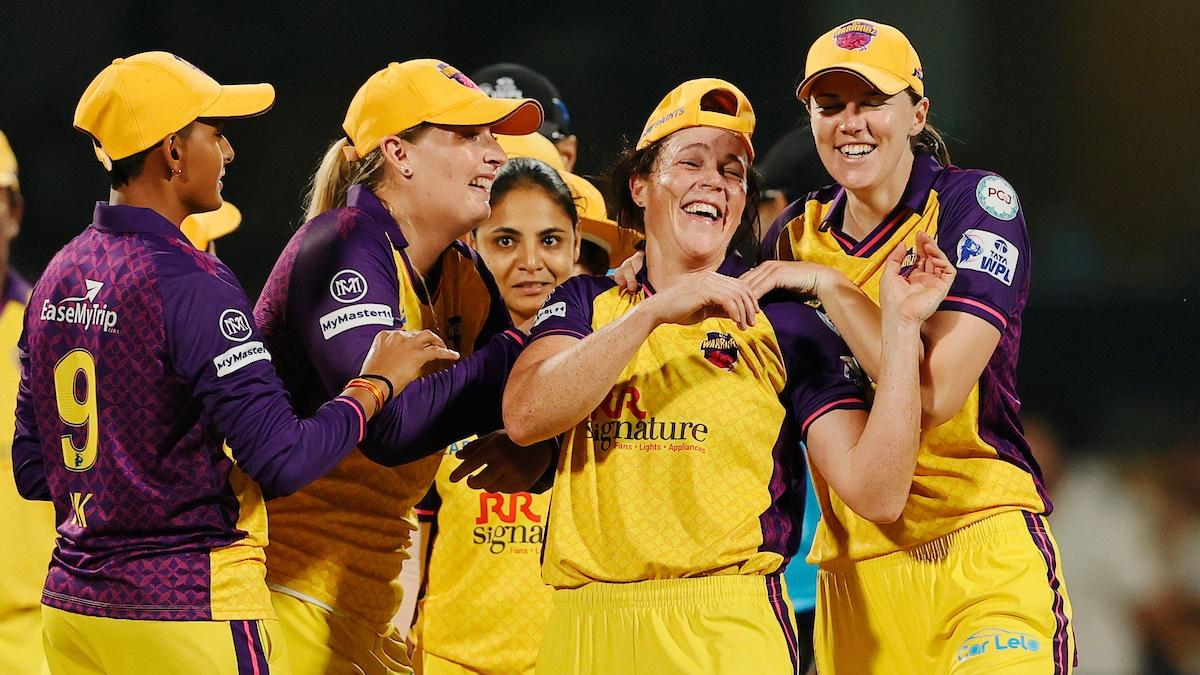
[{"xmin": 54, "ymin": 349, "xmax": 98, "ymax": 472}]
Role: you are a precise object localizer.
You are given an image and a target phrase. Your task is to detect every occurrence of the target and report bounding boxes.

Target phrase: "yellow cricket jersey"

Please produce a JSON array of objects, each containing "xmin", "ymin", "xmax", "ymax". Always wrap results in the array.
[
  {"xmin": 0, "ymin": 270, "xmax": 55, "ymax": 675},
  {"xmin": 254, "ymin": 185, "xmax": 515, "ymax": 627},
  {"xmin": 527, "ymin": 264, "xmax": 866, "ymax": 589},
  {"xmin": 762, "ymin": 151, "xmax": 1045, "ymax": 563},
  {"xmin": 412, "ymin": 444, "xmax": 553, "ymax": 674}
]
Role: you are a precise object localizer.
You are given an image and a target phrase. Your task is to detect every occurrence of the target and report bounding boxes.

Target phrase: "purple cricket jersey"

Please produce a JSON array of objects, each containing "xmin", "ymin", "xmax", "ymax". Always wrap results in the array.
[{"xmin": 11, "ymin": 203, "xmax": 368, "ymax": 620}]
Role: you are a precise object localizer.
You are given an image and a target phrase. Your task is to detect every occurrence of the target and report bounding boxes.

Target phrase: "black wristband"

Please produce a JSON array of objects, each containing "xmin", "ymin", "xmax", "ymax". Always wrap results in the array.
[{"xmin": 359, "ymin": 373, "xmax": 395, "ymax": 402}]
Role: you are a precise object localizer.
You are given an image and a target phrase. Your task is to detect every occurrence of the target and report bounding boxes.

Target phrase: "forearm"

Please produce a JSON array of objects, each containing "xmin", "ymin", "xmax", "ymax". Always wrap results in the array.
[
  {"xmin": 842, "ymin": 314, "xmax": 923, "ymax": 522},
  {"xmin": 504, "ymin": 305, "xmax": 661, "ymax": 445},
  {"xmin": 816, "ymin": 272, "xmax": 887, "ymax": 379},
  {"xmin": 360, "ymin": 331, "xmax": 524, "ymax": 466}
]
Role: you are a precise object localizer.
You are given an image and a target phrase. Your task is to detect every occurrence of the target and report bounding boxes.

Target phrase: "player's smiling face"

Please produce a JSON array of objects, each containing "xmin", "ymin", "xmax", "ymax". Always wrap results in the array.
[
  {"xmin": 402, "ymin": 124, "xmax": 506, "ymax": 236},
  {"xmin": 176, "ymin": 119, "xmax": 232, "ymax": 215},
  {"xmin": 472, "ymin": 184, "xmax": 578, "ymax": 325},
  {"xmin": 806, "ymin": 71, "xmax": 928, "ymax": 193},
  {"xmin": 632, "ymin": 127, "xmax": 748, "ymax": 267}
]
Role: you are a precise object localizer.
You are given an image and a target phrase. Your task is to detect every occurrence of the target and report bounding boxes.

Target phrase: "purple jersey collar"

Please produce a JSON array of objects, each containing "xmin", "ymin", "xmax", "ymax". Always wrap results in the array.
[
  {"xmin": 346, "ymin": 184, "xmax": 408, "ymax": 250},
  {"xmin": 820, "ymin": 151, "xmax": 943, "ymax": 231},
  {"xmin": 90, "ymin": 202, "xmax": 190, "ymax": 241}
]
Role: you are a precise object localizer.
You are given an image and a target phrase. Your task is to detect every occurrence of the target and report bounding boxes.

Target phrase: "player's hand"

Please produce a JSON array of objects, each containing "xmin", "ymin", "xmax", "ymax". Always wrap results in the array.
[
  {"xmin": 879, "ymin": 232, "xmax": 956, "ymax": 324},
  {"xmin": 449, "ymin": 430, "xmax": 557, "ymax": 493},
  {"xmin": 642, "ymin": 271, "xmax": 759, "ymax": 329},
  {"xmin": 739, "ymin": 260, "xmax": 840, "ymax": 300},
  {"xmin": 359, "ymin": 329, "xmax": 459, "ymax": 390},
  {"xmin": 612, "ymin": 250, "xmax": 645, "ymax": 293}
]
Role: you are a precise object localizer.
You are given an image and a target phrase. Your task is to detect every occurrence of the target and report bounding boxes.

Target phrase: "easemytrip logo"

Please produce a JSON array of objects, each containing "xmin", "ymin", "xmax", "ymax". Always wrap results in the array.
[
  {"xmin": 39, "ymin": 279, "xmax": 119, "ymax": 334},
  {"xmin": 957, "ymin": 628, "xmax": 1041, "ymax": 665},
  {"xmin": 585, "ymin": 385, "xmax": 709, "ymax": 453},
  {"xmin": 329, "ymin": 269, "xmax": 368, "ymax": 304},
  {"xmin": 473, "ymin": 492, "xmax": 545, "ymax": 554}
]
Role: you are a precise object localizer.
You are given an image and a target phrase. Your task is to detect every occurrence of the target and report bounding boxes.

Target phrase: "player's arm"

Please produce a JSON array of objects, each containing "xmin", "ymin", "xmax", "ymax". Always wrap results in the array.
[
  {"xmin": 804, "ymin": 242, "xmax": 954, "ymax": 522},
  {"xmin": 503, "ymin": 272, "xmax": 759, "ymax": 445},
  {"xmin": 165, "ymin": 264, "xmax": 450, "ymax": 498},
  {"xmin": 12, "ymin": 326, "xmax": 50, "ymax": 501}
]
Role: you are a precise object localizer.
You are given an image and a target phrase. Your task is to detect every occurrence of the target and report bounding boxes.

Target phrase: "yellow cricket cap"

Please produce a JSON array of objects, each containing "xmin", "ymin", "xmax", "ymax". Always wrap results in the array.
[
  {"xmin": 181, "ymin": 201, "xmax": 241, "ymax": 251},
  {"xmin": 342, "ymin": 59, "xmax": 543, "ymax": 160},
  {"xmin": 74, "ymin": 51, "xmax": 275, "ymax": 168},
  {"xmin": 797, "ymin": 19, "xmax": 924, "ymax": 100},
  {"xmin": 496, "ymin": 133, "xmax": 640, "ymax": 260},
  {"xmin": 636, "ymin": 78, "xmax": 755, "ymax": 160},
  {"xmin": 0, "ymin": 129, "xmax": 18, "ymax": 189}
]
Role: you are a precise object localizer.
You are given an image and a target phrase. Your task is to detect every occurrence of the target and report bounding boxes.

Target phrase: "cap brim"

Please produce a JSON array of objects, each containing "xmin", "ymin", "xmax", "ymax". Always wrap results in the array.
[
  {"xmin": 201, "ymin": 83, "xmax": 276, "ymax": 119},
  {"xmin": 181, "ymin": 201, "xmax": 242, "ymax": 249},
  {"xmin": 581, "ymin": 218, "xmax": 640, "ymax": 262},
  {"xmin": 796, "ymin": 65, "xmax": 909, "ymax": 100},
  {"xmin": 430, "ymin": 98, "xmax": 543, "ymax": 135}
]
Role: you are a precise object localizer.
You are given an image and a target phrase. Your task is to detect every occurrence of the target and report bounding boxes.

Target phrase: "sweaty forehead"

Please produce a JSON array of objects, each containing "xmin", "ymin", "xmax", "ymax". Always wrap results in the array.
[{"xmin": 659, "ymin": 127, "xmax": 748, "ymax": 163}]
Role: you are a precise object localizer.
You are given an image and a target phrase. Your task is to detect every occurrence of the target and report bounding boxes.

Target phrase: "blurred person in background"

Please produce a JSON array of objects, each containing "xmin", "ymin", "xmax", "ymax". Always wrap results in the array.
[
  {"xmin": 0, "ymin": 129, "xmax": 55, "ymax": 675},
  {"xmin": 473, "ymin": 63, "xmax": 628, "ymax": 275},
  {"xmin": 1027, "ymin": 415, "xmax": 1167, "ymax": 674},
  {"xmin": 409, "ymin": 155, "xmax": 579, "ymax": 675}
]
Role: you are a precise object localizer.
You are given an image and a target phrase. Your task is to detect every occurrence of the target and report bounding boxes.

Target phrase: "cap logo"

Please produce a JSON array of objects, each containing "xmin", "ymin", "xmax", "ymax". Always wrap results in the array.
[
  {"xmin": 640, "ymin": 105, "xmax": 684, "ymax": 141},
  {"xmin": 480, "ymin": 76, "xmax": 523, "ymax": 99},
  {"xmin": 913, "ymin": 67, "xmax": 924, "ymax": 81},
  {"xmin": 833, "ymin": 20, "xmax": 879, "ymax": 51},
  {"xmin": 170, "ymin": 53, "xmax": 204, "ymax": 73},
  {"xmin": 436, "ymin": 62, "xmax": 481, "ymax": 91}
]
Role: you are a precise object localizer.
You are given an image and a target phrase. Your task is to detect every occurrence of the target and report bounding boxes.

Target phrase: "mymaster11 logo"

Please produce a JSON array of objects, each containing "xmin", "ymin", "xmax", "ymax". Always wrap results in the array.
[{"xmin": 40, "ymin": 279, "xmax": 119, "ymax": 334}]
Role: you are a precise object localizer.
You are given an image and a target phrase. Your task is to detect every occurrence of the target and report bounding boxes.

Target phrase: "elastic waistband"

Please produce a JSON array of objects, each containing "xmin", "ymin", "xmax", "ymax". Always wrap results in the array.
[
  {"xmin": 553, "ymin": 574, "xmax": 781, "ymax": 609},
  {"xmin": 821, "ymin": 510, "xmax": 1039, "ymax": 572}
]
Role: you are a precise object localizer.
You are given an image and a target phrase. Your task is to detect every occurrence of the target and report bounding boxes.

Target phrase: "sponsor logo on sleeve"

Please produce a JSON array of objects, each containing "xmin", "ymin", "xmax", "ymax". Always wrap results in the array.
[
  {"xmin": 956, "ymin": 229, "xmax": 1018, "ymax": 286},
  {"xmin": 319, "ymin": 304, "xmax": 394, "ymax": 340},
  {"xmin": 39, "ymin": 279, "xmax": 119, "ymax": 334},
  {"xmin": 533, "ymin": 301, "xmax": 566, "ymax": 327},
  {"xmin": 957, "ymin": 628, "xmax": 1041, "ymax": 665},
  {"xmin": 213, "ymin": 341, "xmax": 271, "ymax": 377},
  {"xmin": 975, "ymin": 175, "xmax": 1020, "ymax": 221},
  {"xmin": 219, "ymin": 309, "xmax": 253, "ymax": 342},
  {"xmin": 329, "ymin": 269, "xmax": 368, "ymax": 304}
]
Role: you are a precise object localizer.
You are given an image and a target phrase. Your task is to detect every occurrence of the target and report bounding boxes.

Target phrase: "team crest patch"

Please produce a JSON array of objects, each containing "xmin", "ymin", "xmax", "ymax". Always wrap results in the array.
[
  {"xmin": 975, "ymin": 175, "xmax": 1020, "ymax": 221},
  {"xmin": 436, "ymin": 62, "xmax": 480, "ymax": 90},
  {"xmin": 700, "ymin": 331, "xmax": 738, "ymax": 371},
  {"xmin": 833, "ymin": 20, "xmax": 879, "ymax": 51},
  {"xmin": 956, "ymin": 229, "xmax": 1018, "ymax": 286}
]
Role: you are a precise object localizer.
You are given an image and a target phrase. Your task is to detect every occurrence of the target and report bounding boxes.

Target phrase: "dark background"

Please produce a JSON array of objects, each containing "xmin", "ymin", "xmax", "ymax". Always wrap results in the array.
[{"xmin": 4, "ymin": 2, "xmax": 1197, "ymax": 450}]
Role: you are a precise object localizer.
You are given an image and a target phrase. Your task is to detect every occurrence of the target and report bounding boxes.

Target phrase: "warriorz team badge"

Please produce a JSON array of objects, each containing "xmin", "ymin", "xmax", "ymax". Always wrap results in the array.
[
  {"xmin": 833, "ymin": 20, "xmax": 879, "ymax": 51},
  {"xmin": 701, "ymin": 331, "xmax": 738, "ymax": 371}
]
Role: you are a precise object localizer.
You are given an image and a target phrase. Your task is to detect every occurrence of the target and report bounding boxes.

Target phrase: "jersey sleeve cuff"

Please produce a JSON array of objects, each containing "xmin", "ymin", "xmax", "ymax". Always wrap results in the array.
[
  {"xmin": 800, "ymin": 397, "xmax": 869, "ymax": 437},
  {"xmin": 939, "ymin": 295, "xmax": 1009, "ymax": 332}
]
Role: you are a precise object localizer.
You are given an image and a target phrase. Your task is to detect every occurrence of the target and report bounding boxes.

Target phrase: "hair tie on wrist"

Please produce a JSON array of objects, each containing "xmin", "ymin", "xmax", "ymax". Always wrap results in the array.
[{"xmin": 359, "ymin": 373, "xmax": 395, "ymax": 402}]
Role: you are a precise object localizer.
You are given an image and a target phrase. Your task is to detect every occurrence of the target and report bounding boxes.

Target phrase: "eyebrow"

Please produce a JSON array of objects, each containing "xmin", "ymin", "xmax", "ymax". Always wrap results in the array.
[{"xmin": 488, "ymin": 226, "xmax": 568, "ymax": 236}]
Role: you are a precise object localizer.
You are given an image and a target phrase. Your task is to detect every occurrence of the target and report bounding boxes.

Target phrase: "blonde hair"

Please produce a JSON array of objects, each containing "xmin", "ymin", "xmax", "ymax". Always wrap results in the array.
[{"xmin": 303, "ymin": 125, "xmax": 431, "ymax": 222}]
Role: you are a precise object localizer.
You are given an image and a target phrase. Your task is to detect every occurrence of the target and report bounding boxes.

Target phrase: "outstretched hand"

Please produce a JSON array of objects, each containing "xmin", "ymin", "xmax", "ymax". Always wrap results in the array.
[
  {"xmin": 449, "ymin": 430, "xmax": 557, "ymax": 493},
  {"xmin": 880, "ymin": 231, "xmax": 957, "ymax": 323}
]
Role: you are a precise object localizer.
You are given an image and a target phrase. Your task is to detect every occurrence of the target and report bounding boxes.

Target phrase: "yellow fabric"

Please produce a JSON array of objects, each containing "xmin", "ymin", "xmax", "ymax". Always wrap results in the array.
[
  {"xmin": 412, "ymin": 451, "xmax": 552, "ymax": 674},
  {"xmin": 780, "ymin": 192, "xmax": 1046, "ymax": 563},
  {"xmin": 798, "ymin": 18, "xmax": 925, "ymax": 99},
  {"xmin": 814, "ymin": 511, "xmax": 1076, "ymax": 674},
  {"xmin": 73, "ymin": 51, "xmax": 274, "ymax": 164},
  {"xmin": 536, "ymin": 575, "xmax": 799, "ymax": 675},
  {"xmin": 637, "ymin": 78, "xmax": 756, "ymax": 159},
  {"xmin": 343, "ymin": 60, "xmax": 540, "ymax": 158},
  {"xmin": 210, "ymin": 452, "xmax": 274, "ymax": 620},
  {"xmin": 267, "ymin": 245, "xmax": 495, "ymax": 628},
  {"xmin": 271, "ymin": 591, "xmax": 411, "ymax": 675},
  {"xmin": 544, "ymin": 286, "xmax": 790, "ymax": 589},
  {"xmin": 181, "ymin": 202, "xmax": 242, "ymax": 251},
  {"xmin": 0, "ymin": 129, "xmax": 19, "ymax": 189},
  {"xmin": 0, "ymin": 291, "xmax": 56, "ymax": 675},
  {"xmin": 41, "ymin": 605, "xmax": 289, "ymax": 675}
]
